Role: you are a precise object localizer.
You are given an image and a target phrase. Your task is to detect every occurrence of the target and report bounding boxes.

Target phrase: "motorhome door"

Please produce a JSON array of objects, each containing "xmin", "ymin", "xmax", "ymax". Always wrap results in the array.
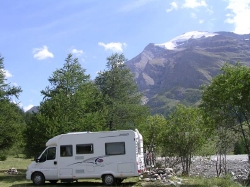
[{"xmin": 37, "ymin": 147, "xmax": 58, "ymax": 179}]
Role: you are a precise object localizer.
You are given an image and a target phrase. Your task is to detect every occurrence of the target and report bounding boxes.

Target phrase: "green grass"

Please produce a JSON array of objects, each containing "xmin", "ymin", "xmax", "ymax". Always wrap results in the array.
[
  {"xmin": 141, "ymin": 176, "xmax": 244, "ymax": 187},
  {"xmin": 0, "ymin": 156, "xmax": 31, "ymax": 187},
  {"xmin": 0, "ymin": 155, "xmax": 32, "ymax": 170},
  {"xmin": 0, "ymin": 156, "xmax": 246, "ymax": 187},
  {"xmin": 181, "ymin": 176, "xmax": 244, "ymax": 187}
]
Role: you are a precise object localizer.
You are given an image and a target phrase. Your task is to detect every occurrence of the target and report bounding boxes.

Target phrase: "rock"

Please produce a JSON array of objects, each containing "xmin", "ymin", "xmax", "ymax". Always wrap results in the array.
[{"xmin": 5, "ymin": 168, "xmax": 18, "ymax": 175}]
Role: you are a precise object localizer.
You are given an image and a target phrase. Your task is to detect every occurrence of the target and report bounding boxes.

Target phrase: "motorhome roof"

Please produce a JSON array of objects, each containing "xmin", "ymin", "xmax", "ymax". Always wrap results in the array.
[
  {"xmin": 45, "ymin": 129, "xmax": 137, "ymax": 147},
  {"xmin": 67, "ymin": 132, "xmax": 91, "ymax": 134}
]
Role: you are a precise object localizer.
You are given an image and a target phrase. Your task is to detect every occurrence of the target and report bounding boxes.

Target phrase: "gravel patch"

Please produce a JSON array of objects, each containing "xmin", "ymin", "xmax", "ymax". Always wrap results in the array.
[{"xmin": 141, "ymin": 155, "xmax": 250, "ymax": 186}]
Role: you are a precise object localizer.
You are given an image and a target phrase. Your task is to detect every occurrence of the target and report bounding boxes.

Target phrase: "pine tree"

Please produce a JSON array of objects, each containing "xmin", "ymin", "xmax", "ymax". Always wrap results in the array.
[
  {"xmin": 95, "ymin": 53, "xmax": 149, "ymax": 130},
  {"xmin": 0, "ymin": 55, "xmax": 23, "ymax": 160}
]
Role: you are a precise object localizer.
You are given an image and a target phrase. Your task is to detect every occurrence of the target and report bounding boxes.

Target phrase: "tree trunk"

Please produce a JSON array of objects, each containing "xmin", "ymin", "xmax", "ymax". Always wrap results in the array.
[{"xmin": 181, "ymin": 155, "xmax": 191, "ymax": 176}]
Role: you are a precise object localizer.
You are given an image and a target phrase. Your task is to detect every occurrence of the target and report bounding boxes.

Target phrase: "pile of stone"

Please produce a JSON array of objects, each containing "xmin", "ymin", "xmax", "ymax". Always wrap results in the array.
[
  {"xmin": 4, "ymin": 168, "xmax": 18, "ymax": 175},
  {"xmin": 140, "ymin": 167, "xmax": 184, "ymax": 186},
  {"xmin": 140, "ymin": 155, "xmax": 250, "ymax": 186}
]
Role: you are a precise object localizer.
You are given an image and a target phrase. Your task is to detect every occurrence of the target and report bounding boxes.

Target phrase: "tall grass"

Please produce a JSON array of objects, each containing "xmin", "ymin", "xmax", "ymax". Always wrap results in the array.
[
  {"xmin": 0, "ymin": 155, "xmax": 32, "ymax": 171},
  {"xmin": 0, "ymin": 155, "xmax": 32, "ymax": 187},
  {"xmin": 183, "ymin": 176, "xmax": 243, "ymax": 187}
]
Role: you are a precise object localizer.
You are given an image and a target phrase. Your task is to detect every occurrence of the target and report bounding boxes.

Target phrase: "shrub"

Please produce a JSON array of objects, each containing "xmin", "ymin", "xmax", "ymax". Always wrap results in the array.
[
  {"xmin": 0, "ymin": 154, "xmax": 7, "ymax": 161},
  {"xmin": 234, "ymin": 139, "xmax": 250, "ymax": 154}
]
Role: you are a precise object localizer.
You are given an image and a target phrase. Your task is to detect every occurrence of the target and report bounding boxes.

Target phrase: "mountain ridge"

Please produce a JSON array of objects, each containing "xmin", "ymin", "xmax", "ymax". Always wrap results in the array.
[{"xmin": 126, "ymin": 31, "xmax": 250, "ymax": 115}]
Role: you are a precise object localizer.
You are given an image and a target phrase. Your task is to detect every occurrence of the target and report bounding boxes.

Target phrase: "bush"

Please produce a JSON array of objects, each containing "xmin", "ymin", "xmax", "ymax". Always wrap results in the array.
[
  {"xmin": 0, "ymin": 154, "xmax": 7, "ymax": 161},
  {"xmin": 234, "ymin": 141, "xmax": 244, "ymax": 154},
  {"xmin": 234, "ymin": 139, "xmax": 250, "ymax": 154}
]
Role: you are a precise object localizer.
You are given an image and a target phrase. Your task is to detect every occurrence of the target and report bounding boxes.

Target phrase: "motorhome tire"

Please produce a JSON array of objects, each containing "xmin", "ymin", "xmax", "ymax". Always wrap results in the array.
[
  {"xmin": 32, "ymin": 172, "xmax": 45, "ymax": 185},
  {"xmin": 49, "ymin": 180, "xmax": 58, "ymax": 184},
  {"xmin": 102, "ymin": 174, "xmax": 115, "ymax": 186}
]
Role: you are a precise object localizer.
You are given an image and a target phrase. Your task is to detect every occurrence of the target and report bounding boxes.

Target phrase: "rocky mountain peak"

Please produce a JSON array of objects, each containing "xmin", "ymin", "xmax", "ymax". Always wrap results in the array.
[{"xmin": 126, "ymin": 31, "xmax": 250, "ymax": 115}]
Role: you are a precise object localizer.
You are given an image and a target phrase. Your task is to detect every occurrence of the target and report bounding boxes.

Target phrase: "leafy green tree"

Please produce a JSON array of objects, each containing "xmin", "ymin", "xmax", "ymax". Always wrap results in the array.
[
  {"xmin": 234, "ymin": 139, "xmax": 250, "ymax": 154},
  {"xmin": 201, "ymin": 62, "xmax": 250, "ymax": 160},
  {"xmin": 95, "ymin": 53, "xmax": 149, "ymax": 130},
  {"xmin": 7, "ymin": 108, "xmax": 26, "ymax": 157},
  {"xmin": 138, "ymin": 115, "xmax": 166, "ymax": 153},
  {"xmin": 161, "ymin": 104, "xmax": 209, "ymax": 175},
  {"xmin": 0, "ymin": 55, "xmax": 22, "ymax": 100},
  {"xmin": 138, "ymin": 115, "xmax": 166, "ymax": 167},
  {"xmin": 40, "ymin": 54, "xmax": 105, "ymax": 132},
  {"xmin": 213, "ymin": 126, "xmax": 235, "ymax": 177},
  {"xmin": 0, "ymin": 55, "xmax": 23, "ymax": 160},
  {"xmin": 24, "ymin": 111, "xmax": 53, "ymax": 158},
  {"xmin": 39, "ymin": 84, "xmax": 104, "ymax": 134},
  {"xmin": 24, "ymin": 54, "xmax": 105, "ymax": 157},
  {"xmin": 41, "ymin": 54, "xmax": 90, "ymax": 98}
]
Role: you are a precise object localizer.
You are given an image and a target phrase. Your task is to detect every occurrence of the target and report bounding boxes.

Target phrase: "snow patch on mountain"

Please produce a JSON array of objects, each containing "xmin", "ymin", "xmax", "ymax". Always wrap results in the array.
[{"xmin": 155, "ymin": 31, "xmax": 218, "ymax": 50}]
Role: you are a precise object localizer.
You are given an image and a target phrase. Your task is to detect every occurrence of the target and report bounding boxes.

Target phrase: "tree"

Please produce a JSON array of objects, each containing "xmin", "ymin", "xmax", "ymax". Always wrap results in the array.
[
  {"xmin": 41, "ymin": 54, "xmax": 90, "ymax": 98},
  {"xmin": 213, "ymin": 126, "xmax": 235, "ymax": 177},
  {"xmin": 161, "ymin": 104, "xmax": 209, "ymax": 175},
  {"xmin": 40, "ymin": 54, "xmax": 105, "ymax": 133},
  {"xmin": 95, "ymin": 53, "xmax": 149, "ymax": 130},
  {"xmin": 24, "ymin": 54, "xmax": 105, "ymax": 157},
  {"xmin": 139, "ymin": 115, "xmax": 166, "ymax": 152},
  {"xmin": 138, "ymin": 115, "xmax": 166, "ymax": 167},
  {"xmin": 0, "ymin": 55, "xmax": 23, "ymax": 160},
  {"xmin": 0, "ymin": 55, "xmax": 22, "ymax": 100},
  {"xmin": 201, "ymin": 62, "xmax": 250, "ymax": 160}
]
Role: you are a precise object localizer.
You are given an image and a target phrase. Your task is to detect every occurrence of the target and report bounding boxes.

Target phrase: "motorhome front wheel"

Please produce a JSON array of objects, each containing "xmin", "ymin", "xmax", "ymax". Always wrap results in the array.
[{"xmin": 32, "ymin": 172, "xmax": 45, "ymax": 185}]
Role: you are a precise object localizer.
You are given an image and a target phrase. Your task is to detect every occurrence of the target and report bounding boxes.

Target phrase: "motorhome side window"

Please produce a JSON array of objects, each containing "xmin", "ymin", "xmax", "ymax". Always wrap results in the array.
[
  {"xmin": 76, "ymin": 144, "xmax": 93, "ymax": 154},
  {"xmin": 105, "ymin": 142, "xmax": 125, "ymax": 155},
  {"xmin": 60, "ymin": 145, "xmax": 73, "ymax": 157},
  {"xmin": 40, "ymin": 147, "xmax": 56, "ymax": 162}
]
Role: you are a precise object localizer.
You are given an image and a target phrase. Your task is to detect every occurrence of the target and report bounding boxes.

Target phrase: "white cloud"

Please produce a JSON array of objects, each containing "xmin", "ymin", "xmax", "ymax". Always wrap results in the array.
[
  {"xmin": 182, "ymin": 0, "xmax": 207, "ymax": 8},
  {"xmin": 1, "ymin": 69, "xmax": 12, "ymax": 78},
  {"xmin": 24, "ymin": 104, "xmax": 34, "ymax": 112},
  {"xmin": 98, "ymin": 42, "xmax": 127, "ymax": 52},
  {"xmin": 166, "ymin": 1, "xmax": 178, "ymax": 12},
  {"xmin": 71, "ymin": 48, "xmax": 83, "ymax": 55},
  {"xmin": 225, "ymin": 0, "xmax": 250, "ymax": 34},
  {"xmin": 33, "ymin": 45, "xmax": 54, "ymax": 60}
]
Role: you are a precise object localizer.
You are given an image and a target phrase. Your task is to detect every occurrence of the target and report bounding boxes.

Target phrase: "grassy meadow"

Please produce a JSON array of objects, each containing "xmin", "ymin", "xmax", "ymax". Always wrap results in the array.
[{"xmin": 0, "ymin": 156, "xmax": 245, "ymax": 187}]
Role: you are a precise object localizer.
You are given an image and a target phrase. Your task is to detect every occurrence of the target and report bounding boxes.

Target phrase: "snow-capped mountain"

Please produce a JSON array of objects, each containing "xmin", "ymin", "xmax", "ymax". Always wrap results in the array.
[
  {"xmin": 126, "ymin": 31, "xmax": 250, "ymax": 115},
  {"xmin": 155, "ymin": 31, "xmax": 218, "ymax": 50}
]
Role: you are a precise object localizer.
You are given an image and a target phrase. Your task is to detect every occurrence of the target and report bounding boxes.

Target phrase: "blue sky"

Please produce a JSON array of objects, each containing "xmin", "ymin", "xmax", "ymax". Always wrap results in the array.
[{"xmin": 1, "ymin": 0, "xmax": 250, "ymax": 111}]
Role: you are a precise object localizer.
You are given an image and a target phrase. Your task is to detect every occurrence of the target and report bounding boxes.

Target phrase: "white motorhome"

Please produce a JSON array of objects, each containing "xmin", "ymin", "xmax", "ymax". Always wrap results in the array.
[{"xmin": 26, "ymin": 129, "xmax": 145, "ymax": 185}]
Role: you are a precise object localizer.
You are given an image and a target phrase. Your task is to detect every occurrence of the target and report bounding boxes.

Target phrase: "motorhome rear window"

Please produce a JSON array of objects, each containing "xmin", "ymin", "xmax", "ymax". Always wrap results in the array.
[
  {"xmin": 60, "ymin": 145, "xmax": 73, "ymax": 157},
  {"xmin": 105, "ymin": 142, "xmax": 125, "ymax": 155},
  {"xmin": 76, "ymin": 144, "xmax": 93, "ymax": 154}
]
